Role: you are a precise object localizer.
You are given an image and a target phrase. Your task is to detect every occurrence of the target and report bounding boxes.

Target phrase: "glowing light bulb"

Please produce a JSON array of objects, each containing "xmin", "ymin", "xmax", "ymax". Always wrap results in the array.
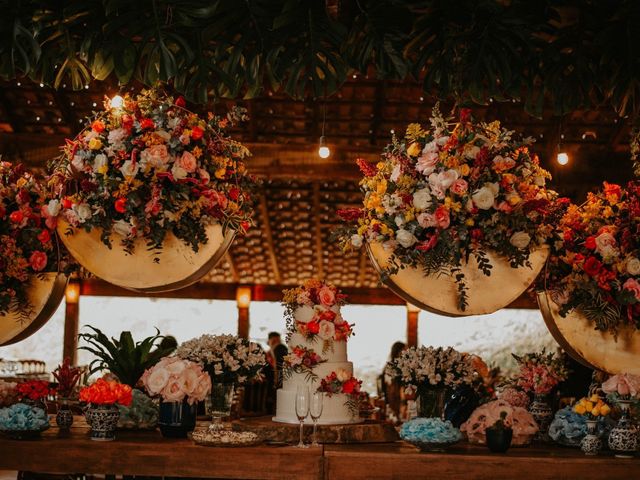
[
  {"xmin": 318, "ymin": 136, "xmax": 330, "ymax": 159},
  {"xmin": 557, "ymin": 152, "xmax": 569, "ymax": 166},
  {"xmin": 110, "ymin": 95, "xmax": 124, "ymax": 109}
]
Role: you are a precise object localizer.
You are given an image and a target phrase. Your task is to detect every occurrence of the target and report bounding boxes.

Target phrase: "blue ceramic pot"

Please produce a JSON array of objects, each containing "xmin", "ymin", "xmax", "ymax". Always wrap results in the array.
[{"xmin": 158, "ymin": 400, "xmax": 197, "ymax": 438}]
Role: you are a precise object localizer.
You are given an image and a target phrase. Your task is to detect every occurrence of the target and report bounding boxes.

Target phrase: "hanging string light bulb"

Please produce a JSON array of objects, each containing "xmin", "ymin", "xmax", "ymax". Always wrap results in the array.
[{"xmin": 318, "ymin": 101, "xmax": 330, "ymax": 158}]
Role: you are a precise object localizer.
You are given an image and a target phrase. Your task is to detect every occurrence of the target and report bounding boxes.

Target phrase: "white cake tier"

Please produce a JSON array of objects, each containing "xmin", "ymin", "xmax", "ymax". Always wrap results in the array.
[
  {"xmin": 288, "ymin": 333, "xmax": 347, "ymax": 363},
  {"xmin": 273, "ymin": 390, "xmax": 361, "ymax": 425},
  {"xmin": 282, "ymin": 361, "xmax": 353, "ymax": 392}
]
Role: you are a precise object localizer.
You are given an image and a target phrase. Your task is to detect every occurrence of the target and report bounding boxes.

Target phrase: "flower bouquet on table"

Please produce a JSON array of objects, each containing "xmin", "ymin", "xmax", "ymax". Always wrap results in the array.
[
  {"xmin": 141, "ymin": 357, "xmax": 211, "ymax": 438},
  {"xmin": 511, "ymin": 350, "xmax": 568, "ymax": 440},
  {"xmin": 601, "ymin": 373, "xmax": 640, "ymax": 457},
  {"xmin": 543, "ymin": 182, "xmax": 640, "ymax": 334},
  {"xmin": 80, "ymin": 378, "xmax": 133, "ymax": 441},
  {"xmin": 53, "ymin": 358, "xmax": 82, "ymax": 428},
  {"xmin": 48, "ymin": 89, "xmax": 255, "ymax": 291},
  {"xmin": 1, "ymin": 162, "xmax": 69, "ymax": 343},
  {"xmin": 461, "ymin": 399, "xmax": 538, "ymax": 447},
  {"xmin": 317, "ymin": 369, "xmax": 363, "ymax": 419},
  {"xmin": 337, "ymin": 106, "xmax": 557, "ymax": 314},
  {"xmin": 573, "ymin": 395, "xmax": 613, "ymax": 455},
  {"xmin": 15, "ymin": 380, "xmax": 56, "ymax": 409},
  {"xmin": 78, "ymin": 326, "xmax": 177, "ymax": 430},
  {"xmin": 176, "ymin": 334, "xmax": 266, "ymax": 431},
  {"xmin": 282, "ymin": 279, "xmax": 352, "ymax": 352}
]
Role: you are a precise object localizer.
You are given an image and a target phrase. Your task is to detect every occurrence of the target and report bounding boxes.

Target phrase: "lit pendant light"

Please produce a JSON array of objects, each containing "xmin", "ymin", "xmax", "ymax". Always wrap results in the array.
[{"xmin": 318, "ymin": 135, "xmax": 330, "ymax": 159}]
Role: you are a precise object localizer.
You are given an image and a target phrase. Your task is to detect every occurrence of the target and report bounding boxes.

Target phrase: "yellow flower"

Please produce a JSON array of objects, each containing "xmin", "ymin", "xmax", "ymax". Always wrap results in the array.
[
  {"xmin": 574, "ymin": 404, "xmax": 586, "ymax": 415},
  {"xmin": 376, "ymin": 179, "xmax": 387, "ymax": 195},
  {"xmin": 404, "ymin": 209, "xmax": 415, "ymax": 222},
  {"xmin": 591, "ymin": 406, "xmax": 600, "ymax": 417},
  {"xmin": 215, "ymin": 168, "xmax": 226, "ymax": 179},
  {"xmin": 590, "ymin": 394, "xmax": 600, "ymax": 403},
  {"xmin": 88, "ymin": 138, "xmax": 102, "ymax": 150},
  {"xmin": 508, "ymin": 194, "xmax": 522, "ymax": 206},
  {"xmin": 407, "ymin": 142, "xmax": 422, "ymax": 157},
  {"xmin": 457, "ymin": 164, "xmax": 470, "ymax": 176},
  {"xmin": 465, "ymin": 218, "xmax": 475, "ymax": 227},
  {"xmin": 98, "ymin": 165, "xmax": 108, "ymax": 175},
  {"xmin": 192, "ymin": 146, "xmax": 203, "ymax": 159},
  {"xmin": 16, "ymin": 178, "xmax": 27, "ymax": 188},
  {"xmin": 444, "ymin": 197, "xmax": 462, "ymax": 212},
  {"xmin": 405, "ymin": 123, "xmax": 424, "ymax": 141},
  {"xmin": 600, "ymin": 404, "xmax": 611, "ymax": 416},
  {"xmin": 584, "ymin": 401, "xmax": 593, "ymax": 413}
]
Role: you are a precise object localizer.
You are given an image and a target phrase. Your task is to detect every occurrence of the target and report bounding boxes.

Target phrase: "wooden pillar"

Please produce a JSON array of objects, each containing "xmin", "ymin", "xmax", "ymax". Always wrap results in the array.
[
  {"xmin": 236, "ymin": 286, "xmax": 251, "ymax": 339},
  {"xmin": 62, "ymin": 279, "xmax": 80, "ymax": 365},
  {"xmin": 406, "ymin": 303, "xmax": 419, "ymax": 348}
]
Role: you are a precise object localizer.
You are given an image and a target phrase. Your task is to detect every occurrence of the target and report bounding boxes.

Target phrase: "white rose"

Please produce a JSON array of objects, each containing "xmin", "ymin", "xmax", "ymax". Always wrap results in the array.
[
  {"xmin": 627, "ymin": 257, "xmax": 640, "ymax": 276},
  {"xmin": 465, "ymin": 145, "xmax": 480, "ymax": 160},
  {"xmin": 93, "ymin": 153, "xmax": 107, "ymax": 171},
  {"xmin": 107, "ymin": 128, "xmax": 127, "ymax": 147},
  {"xmin": 396, "ymin": 229, "xmax": 417, "ymax": 248},
  {"xmin": 412, "ymin": 188, "xmax": 432, "ymax": 211},
  {"xmin": 145, "ymin": 368, "xmax": 170, "ymax": 394},
  {"xmin": 390, "ymin": 164, "xmax": 402, "ymax": 182},
  {"xmin": 119, "ymin": 160, "xmax": 139, "ymax": 178},
  {"xmin": 487, "ymin": 182, "xmax": 500, "ymax": 196},
  {"xmin": 46, "ymin": 199, "xmax": 61, "ymax": 217},
  {"xmin": 71, "ymin": 154, "xmax": 85, "ymax": 171},
  {"xmin": 510, "ymin": 231, "xmax": 531, "ymax": 249},
  {"xmin": 113, "ymin": 219, "xmax": 133, "ymax": 237},
  {"xmin": 534, "ymin": 176, "xmax": 546, "ymax": 186},
  {"xmin": 350, "ymin": 234, "xmax": 363, "ymax": 248},
  {"xmin": 336, "ymin": 369, "xmax": 351, "ymax": 382},
  {"xmin": 318, "ymin": 320, "xmax": 336, "ymax": 341},
  {"xmin": 471, "ymin": 186, "xmax": 496, "ymax": 210},
  {"xmin": 171, "ymin": 163, "xmax": 188, "ymax": 180},
  {"xmin": 73, "ymin": 203, "xmax": 92, "ymax": 223},
  {"xmin": 595, "ymin": 232, "xmax": 617, "ymax": 259}
]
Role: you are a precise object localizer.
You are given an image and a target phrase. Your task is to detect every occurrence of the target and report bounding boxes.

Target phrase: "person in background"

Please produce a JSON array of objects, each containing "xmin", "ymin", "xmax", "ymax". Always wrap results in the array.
[
  {"xmin": 266, "ymin": 332, "xmax": 288, "ymax": 385},
  {"xmin": 381, "ymin": 341, "xmax": 407, "ymax": 423}
]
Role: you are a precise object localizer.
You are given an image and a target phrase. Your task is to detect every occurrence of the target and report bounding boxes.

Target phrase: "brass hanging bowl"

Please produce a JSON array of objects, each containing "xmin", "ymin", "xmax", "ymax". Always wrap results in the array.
[
  {"xmin": 367, "ymin": 242, "xmax": 549, "ymax": 317},
  {"xmin": 537, "ymin": 291, "xmax": 640, "ymax": 374},
  {"xmin": 0, "ymin": 272, "xmax": 67, "ymax": 346},
  {"xmin": 57, "ymin": 219, "xmax": 235, "ymax": 293}
]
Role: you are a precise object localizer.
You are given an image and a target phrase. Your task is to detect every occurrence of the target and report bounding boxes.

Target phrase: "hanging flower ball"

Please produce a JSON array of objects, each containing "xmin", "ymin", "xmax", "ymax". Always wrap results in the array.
[
  {"xmin": 0, "ymin": 162, "xmax": 61, "ymax": 316},
  {"xmin": 49, "ymin": 89, "xmax": 255, "ymax": 255}
]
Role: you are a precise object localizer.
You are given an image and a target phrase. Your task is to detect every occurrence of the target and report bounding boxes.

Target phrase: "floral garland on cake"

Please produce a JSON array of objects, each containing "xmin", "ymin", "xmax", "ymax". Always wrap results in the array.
[
  {"xmin": 49, "ymin": 89, "xmax": 255, "ymax": 255},
  {"xmin": 282, "ymin": 279, "xmax": 353, "ymax": 351},
  {"xmin": 544, "ymin": 181, "xmax": 640, "ymax": 334},
  {"xmin": 1, "ymin": 162, "xmax": 66, "ymax": 317},
  {"xmin": 317, "ymin": 369, "xmax": 363, "ymax": 418},
  {"xmin": 385, "ymin": 346, "xmax": 475, "ymax": 392},
  {"xmin": 282, "ymin": 346, "xmax": 326, "ymax": 382},
  {"xmin": 175, "ymin": 334, "xmax": 266, "ymax": 385},
  {"xmin": 337, "ymin": 106, "xmax": 557, "ymax": 310}
]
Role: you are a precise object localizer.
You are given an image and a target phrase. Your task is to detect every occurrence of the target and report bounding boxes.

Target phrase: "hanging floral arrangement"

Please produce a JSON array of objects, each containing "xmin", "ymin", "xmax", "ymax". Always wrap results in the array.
[
  {"xmin": 544, "ymin": 181, "xmax": 640, "ymax": 334},
  {"xmin": 0, "ymin": 162, "xmax": 64, "ymax": 317},
  {"xmin": 337, "ymin": 106, "xmax": 558, "ymax": 311},
  {"xmin": 49, "ymin": 89, "xmax": 255, "ymax": 256}
]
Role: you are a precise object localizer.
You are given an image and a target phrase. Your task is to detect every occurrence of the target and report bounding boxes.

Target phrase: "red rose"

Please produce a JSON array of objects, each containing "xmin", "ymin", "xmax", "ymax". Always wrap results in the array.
[
  {"xmin": 175, "ymin": 96, "xmax": 186, "ymax": 108},
  {"xmin": 603, "ymin": 182, "xmax": 622, "ymax": 200},
  {"xmin": 583, "ymin": 256, "xmax": 602, "ymax": 277},
  {"xmin": 114, "ymin": 197, "xmax": 127, "ymax": 213},
  {"xmin": 471, "ymin": 228, "xmax": 484, "ymax": 241},
  {"xmin": 122, "ymin": 114, "xmax": 134, "ymax": 131},
  {"xmin": 307, "ymin": 321, "xmax": 320, "ymax": 334},
  {"xmin": 37, "ymin": 229, "xmax": 51, "ymax": 244},
  {"xmin": 29, "ymin": 251, "xmax": 48, "ymax": 272},
  {"xmin": 584, "ymin": 236, "xmax": 596, "ymax": 250},
  {"xmin": 140, "ymin": 118, "xmax": 155, "ymax": 130},
  {"xmin": 434, "ymin": 206, "xmax": 450, "ymax": 229},
  {"xmin": 459, "ymin": 108, "xmax": 472, "ymax": 123},
  {"xmin": 318, "ymin": 310, "xmax": 337, "ymax": 322},
  {"xmin": 91, "ymin": 120, "xmax": 105, "ymax": 133},
  {"xmin": 62, "ymin": 198, "xmax": 73, "ymax": 209},
  {"xmin": 416, "ymin": 233, "xmax": 439, "ymax": 251},
  {"xmin": 240, "ymin": 221, "xmax": 250, "ymax": 233},
  {"xmin": 9, "ymin": 210, "xmax": 23, "ymax": 223},
  {"xmin": 228, "ymin": 187, "xmax": 240, "ymax": 201},
  {"xmin": 0, "ymin": 206, "xmax": 5, "ymax": 218},
  {"xmin": 191, "ymin": 126, "xmax": 204, "ymax": 140}
]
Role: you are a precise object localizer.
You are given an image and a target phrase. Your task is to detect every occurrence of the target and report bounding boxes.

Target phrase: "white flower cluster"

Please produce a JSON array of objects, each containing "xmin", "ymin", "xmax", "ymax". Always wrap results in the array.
[
  {"xmin": 386, "ymin": 346, "xmax": 475, "ymax": 388},
  {"xmin": 175, "ymin": 334, "xmax": 266, "ymax": 384}
]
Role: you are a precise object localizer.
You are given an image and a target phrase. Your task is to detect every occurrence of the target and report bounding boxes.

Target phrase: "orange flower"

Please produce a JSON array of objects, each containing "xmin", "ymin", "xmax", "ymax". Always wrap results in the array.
[{"xmin": 79, "ymin": 378, "xmax": 132, "ymax": 406}]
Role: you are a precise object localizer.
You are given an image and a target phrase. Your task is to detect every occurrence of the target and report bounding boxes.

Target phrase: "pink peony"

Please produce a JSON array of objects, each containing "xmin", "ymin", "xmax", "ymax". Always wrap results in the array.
[
  {"xmin": 450, "ymin": 178, "xmax": 468, "ymax": 195},
  {"xmin": 178, "ymin": 151, "xmax": 197, "ymax": 173},
  {"xmin": 318, "ymin": 286, "xmax": 336, "ymax": 306},
  {"xmin": 416, "ymin": 141, "xmax": 439, "ymax": 175},
  {"xmin": 140, "ymin": 145, "xmax": 170, "ymax": 170},
  {"xmin": 29, "ymin": 251, "xmax": 47, "ymax": 271},
  {"xmin": 623, "ymin": 278, "xmax": 640, "ymax": 301},
  {"xmin": 602, "ymin": 373, "xmax": 640, "ymax": 398}
]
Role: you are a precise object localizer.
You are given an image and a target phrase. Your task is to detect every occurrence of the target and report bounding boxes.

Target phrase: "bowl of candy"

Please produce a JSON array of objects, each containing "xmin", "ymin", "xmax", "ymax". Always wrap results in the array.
[
  {"xmin": 0, "ymin": 403, "xmax": 50, "ymax": 440},
  {"xmin": 400, "ymin": 417, "xmax": 462, "ymax": 452}
]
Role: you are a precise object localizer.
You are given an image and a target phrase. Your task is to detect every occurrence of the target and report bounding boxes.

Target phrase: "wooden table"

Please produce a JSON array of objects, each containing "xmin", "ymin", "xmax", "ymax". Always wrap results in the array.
[
  {"xmin": 324, "ymin": 442, "xmax": 640, "ymax": 480},
  {"xmin": 0, "ymin": 420, "xmax": 638, "ymax": 480}
]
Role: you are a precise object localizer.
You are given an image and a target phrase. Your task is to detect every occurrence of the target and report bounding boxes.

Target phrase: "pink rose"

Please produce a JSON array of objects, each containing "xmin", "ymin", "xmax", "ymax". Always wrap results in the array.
[
  {"xmin": 29, "ymin": 251, "xmax": 47, "ymax": 272},
  {"xmin": 434, "ymin": 206, "xmax": 450, "ymax": 229},
  {"xmin": 416, "ymin": 141, "xmax": 439, "ymax": 176},
  {"xmin": 417, "ymin": 212, "xmax": 437, "ymax": 228},
  {"xmin": 178, "ymin": 151, "xmax": 197, "ymax": 173},
  {"xmin": 180, "ymin": 367, "xmax": 200, "ymax": 395},
  {"xmin": 595, "ymin": 231, "xmax": 617, "ymax": 258},
  {"xmin": 602, "ymin": 373, "xmax": 640, "ymax": 397},
  {"xmin": 623, "ymin": 278, "xmax": 640, "ymax": 301},
  {"xmin": 318, "ymin": 286, "xmax": 336, "ymax": 306},
  {"xmin": 428, "ymin": 169, "xmax": 459, "ymax": 199},
  {"xmin": 162, "ymin": 380, "xmax": 186, "ymax": 403},
  {"xmin": 318, "ymin": 320, "xmax": 336, "ymax": 340},
  {"xmin": 144, "ymin": 367, "xmax": 170, "ymax": 395},
  {"xmin": 189, "ymin": 373, "xmax": 211, "ymax": 404},
  {"xmin": 450, "ymin": 178, "xmax": 468, "ymax": 195},
  {"xmin": 140, "ymin": 144, "xmax": 170, "ymax": 170},
  {"xmin": 198, "ymin": 168, "xmax": 211, "ymax": 184}
]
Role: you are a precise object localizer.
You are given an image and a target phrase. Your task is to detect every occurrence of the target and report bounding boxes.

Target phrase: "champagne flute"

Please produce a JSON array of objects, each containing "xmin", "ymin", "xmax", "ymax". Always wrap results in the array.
[
  {"xmin": 295, "ymin": 386, "xmax": 310, "ymax": 448},
  {"xmin": 310, "ymin": 391, "xmax": 324, "ymax": 447}
]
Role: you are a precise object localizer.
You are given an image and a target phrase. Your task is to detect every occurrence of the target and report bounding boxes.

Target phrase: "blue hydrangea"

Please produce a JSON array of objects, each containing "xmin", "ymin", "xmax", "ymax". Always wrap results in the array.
[
  {"xmin": 400, "ymin": 417, "xmax": 462, "ymax": 444},
  {"xmin": 0, "ymin": 403, "xmax": 50, "ymax": 431},
  {"xmin": 548, "ymin": 406, "xmax": 611, "ymax": 447}
]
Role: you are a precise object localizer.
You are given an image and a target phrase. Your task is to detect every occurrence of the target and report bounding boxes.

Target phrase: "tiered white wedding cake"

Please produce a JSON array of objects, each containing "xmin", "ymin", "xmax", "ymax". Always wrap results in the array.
[{"xmin": 273, "ymin": 280, "xmax": 362, "ymax": 425}]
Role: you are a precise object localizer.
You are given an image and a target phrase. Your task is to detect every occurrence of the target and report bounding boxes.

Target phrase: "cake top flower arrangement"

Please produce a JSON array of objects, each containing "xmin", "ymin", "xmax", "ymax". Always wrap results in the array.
[
  {"xmin": 49, "ymin": 89, "xmax": 255, "ymax": 255},
  {"xmin": 1, "ymin": 162, "xmax": 62, "ymax": 316},
  {"xmin": 602, "ymin": 373, "xmax": 640, "ymax": 399},
  {"xmin": 337, "ymin": 106, "xmax": 557, "ymax": 310},
  {"xmin": 574, "ymin": 394, "xmax": 612, "ymax": 419},
  {"xmin": 141, "ymin": 356, "xmax": 211, "ymax": 405},
  {"xmin": 385, "ymin": 346, "xmax": 475, "ymax": 391},
  {"xmin": 79, "ymin": 378, "xmax": 133, "ymax": 406},
  {"xmin": 175, "ymin": 334, "xmax": 266, "ymax": 384},
  {"xmin": 544, "ymin": 181, "xmax": 640, "ymax": 334},
  {"xmin": 511, "ymin": 350, "xmax": 568, "ymax": 395},
  {"xmin": 282, "ymin": 279, "xmax": 353, "ymax": 345}
]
